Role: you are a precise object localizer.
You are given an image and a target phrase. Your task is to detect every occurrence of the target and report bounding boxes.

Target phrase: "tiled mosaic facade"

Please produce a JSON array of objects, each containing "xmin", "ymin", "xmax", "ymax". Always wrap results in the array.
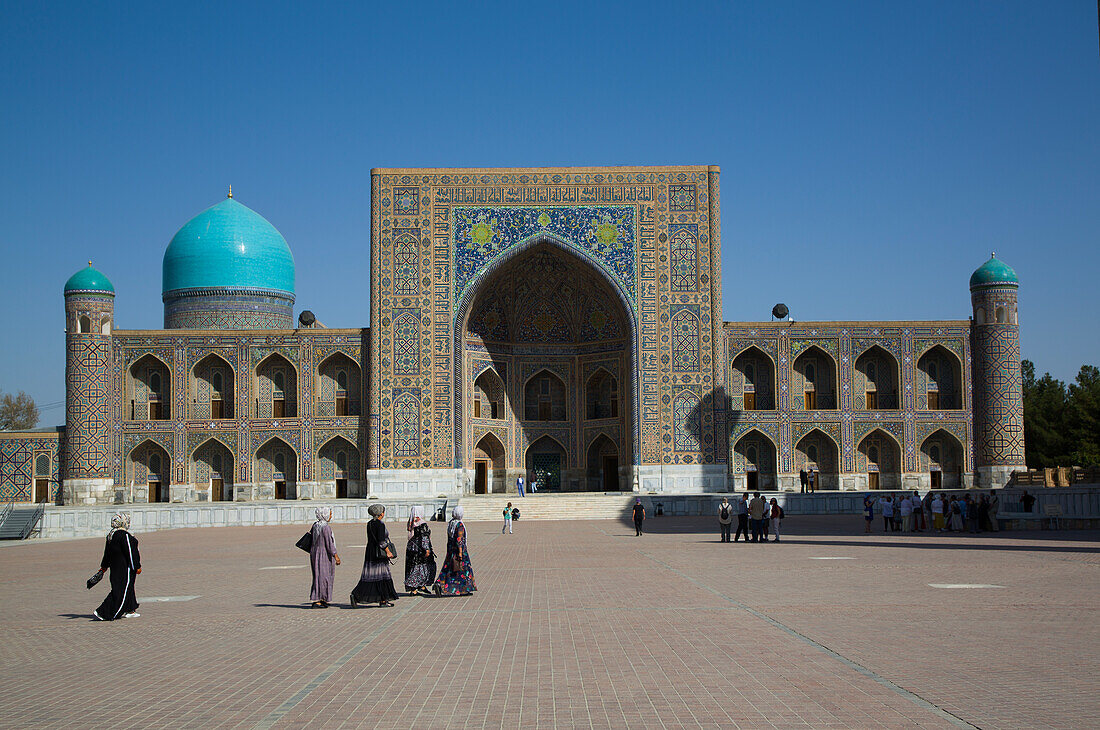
[{"xmin": 0, "ymin": 166, "xmax": 1025, "ymax": 504}]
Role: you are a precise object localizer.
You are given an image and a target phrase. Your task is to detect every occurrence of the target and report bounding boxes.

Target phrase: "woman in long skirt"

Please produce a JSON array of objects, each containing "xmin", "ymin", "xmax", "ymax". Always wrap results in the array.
[
  {"xmin": 433, "ymin": 506, "xmax": 476, "ymax": 596},
  {"xmin": 351, "ymin": 503, "xmax": 399, "ymax": 607},
  {"xmin": 309, "ymin": 507, "xmax": 340, "ymax": 608},
  {"xmin": 94, "ymin": 512, "xmax": 141, "ymax": 620},
  {"xmin": 404, "ymin": 506, "xmax": 436, "ymax": 596}
]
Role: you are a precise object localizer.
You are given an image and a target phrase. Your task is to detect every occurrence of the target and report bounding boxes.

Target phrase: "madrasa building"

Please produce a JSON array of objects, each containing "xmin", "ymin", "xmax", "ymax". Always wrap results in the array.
[{"xmin": 0, "ymin": 166, "xmax": 1026, "ymax": 506}]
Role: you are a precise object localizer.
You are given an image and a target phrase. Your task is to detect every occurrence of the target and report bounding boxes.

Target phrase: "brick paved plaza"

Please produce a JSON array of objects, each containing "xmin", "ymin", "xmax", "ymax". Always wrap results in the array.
[{"xmin": 1, "ymin": 515, "xmax": 1098, "ymax": 729}]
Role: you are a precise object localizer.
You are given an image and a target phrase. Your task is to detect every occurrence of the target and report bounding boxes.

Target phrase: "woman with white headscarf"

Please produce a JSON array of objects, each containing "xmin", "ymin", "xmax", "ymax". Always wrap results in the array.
[
  {"xmin": 403, "ymin": 505, "xmax": 436, "ymax": 596},
  {"xmin": 309, "ymin": 507, "xmax": 340, "ymax": 608},
  {"xmin": 432, "ymin": 505, "xmax": 476, "ymax": 596},
  {"xmin": 351, "ymin": 503, "xmax": 399, "ymax": 607},
  {"xmin": 92, "ymin": 512, "xmax": 141, "ymax": 620}
]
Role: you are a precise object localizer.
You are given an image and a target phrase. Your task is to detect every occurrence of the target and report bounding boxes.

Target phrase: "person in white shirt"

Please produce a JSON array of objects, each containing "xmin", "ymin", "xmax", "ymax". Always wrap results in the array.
[
  {"xmin": 899, "ymin": 495, "xmax": 913, "ymax": 532},
  {"xmin": 931, "ymin": 495, "xmax": 945, "ymax": 532},
  {"xmin": 878, "ymin": 496, "xmax": 894, "ymax": 532}
]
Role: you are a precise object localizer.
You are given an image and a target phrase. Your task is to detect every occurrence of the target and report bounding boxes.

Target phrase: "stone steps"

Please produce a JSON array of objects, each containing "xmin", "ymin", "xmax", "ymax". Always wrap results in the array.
[{"xmin": 456, "ymin": 493, "xmax": 639, "ymax": 521}]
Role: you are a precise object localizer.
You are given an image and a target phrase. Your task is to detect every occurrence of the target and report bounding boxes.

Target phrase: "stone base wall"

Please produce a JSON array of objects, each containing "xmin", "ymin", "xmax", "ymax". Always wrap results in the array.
[
  {"xmin": 976, "ymin": 465, "xmax": 1024, "ymax": 489},
  {"xmin": 367, "ymin": 469, "xmax": 464, "ymax": 498},
  {"xmin": 62, "ymin": 478, "xmax": 115, "ymax": 505}
]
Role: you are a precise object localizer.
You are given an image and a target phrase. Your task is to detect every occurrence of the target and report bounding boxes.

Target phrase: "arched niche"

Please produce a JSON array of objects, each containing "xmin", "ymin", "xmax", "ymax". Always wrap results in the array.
[
  {"xmin": 731, "ymin": 346, "xmax": 775, "ymax": 410},
  {"xmin": 525, "ymin": 435, "xmax": 567, "ymax": 491},
  {"xmin": 794, "ymin": 429, "xmax": 840, "ymax": 490},
  {"xmin": 255, "ymin": 437, "xmax": 297, "ymax": 499},
  {"xmin": 732, "ymin": 429, "xmax": 777, "ymax": 491},
  {"xmin": 472, "ymin": 432, "xmax": 506, "ymax": 494},
  {"xmin": 920, "ymin": 429, "xmax": 965, "ymax": 488},
  {"xmin": 317, "ymin": 353, "xmax": 361, "ymax": 417},
  {"xmin": 129, "ymin": 439, "xmax": 170, "ymax": 503},
  {"xmin": 585, "ymin": 369, "xmax": 619, "ymax": 420},
  {"xmin": 524, "ymin": 369, "xmax": 567, "ymax": 422},
  {"xmin": 917, "ymin": 346, "xmax": 963, "ymax": 410},
  {"xmin": 792, "ymin": 346, "xmax": 838, "ymax": 410},
  {"xmin": 191, "ymin": 438, "xmax": 234, "ymax": 501},
  {"xmin": 318, "ymin": 435, "xmax": 361, "ymax": 498},
  {"xmin": 255, "ymin": 353, "xmax": 297, "ymax": 418},
  {"xmin": 585, "ymin": 434, "xmax": 620, "ymax": 491},
  {"xmin": 191, "ymin": 353, "xmax": 235, "ymax": 420},
  {"xmin": 127, "ymin": 354, "xmax": 172, "ymax": 421},
  {"xmin": 473, "ymin": 368, "xmax": 505, "ymax": 420},
  {"xmin": 857, "ymin": 429, "xmax": 902, "ymax": 490},
  {"xmin": 854, "ymin": 345, "xmax": 900, "ymax": 410}
]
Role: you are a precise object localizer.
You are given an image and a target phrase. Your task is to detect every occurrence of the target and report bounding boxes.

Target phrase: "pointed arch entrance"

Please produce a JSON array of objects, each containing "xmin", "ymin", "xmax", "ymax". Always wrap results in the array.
[{"xmin": 455, "ymin": 238, "xmax": 637, "ymax": 492}]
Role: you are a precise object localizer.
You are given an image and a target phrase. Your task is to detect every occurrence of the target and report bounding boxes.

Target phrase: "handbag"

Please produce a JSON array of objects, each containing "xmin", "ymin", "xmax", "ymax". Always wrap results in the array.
[
  {"xmin": 295, "ymin": 531, "xmax": 313, "ymax": 552},
  {"xmin": 86, "ymin": 568, "xmax": 105, "ymax": 590}
]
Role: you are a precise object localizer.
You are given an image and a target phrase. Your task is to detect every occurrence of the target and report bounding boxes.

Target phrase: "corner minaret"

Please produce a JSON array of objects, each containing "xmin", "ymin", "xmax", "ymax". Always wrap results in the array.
[
  {"xmin": 62, "ymin": 263, "xmax": 116, "ymax": 504},
  {"xmin": 969, "ymin": 253, "xmax": 1025, "ymax": 487}
]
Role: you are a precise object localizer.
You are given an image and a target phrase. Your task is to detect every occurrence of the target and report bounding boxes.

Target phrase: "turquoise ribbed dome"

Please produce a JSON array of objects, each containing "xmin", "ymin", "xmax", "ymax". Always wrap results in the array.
[
  {"xmin": 162, "ymin": 197, "xmax": 295, "ymax": 294},
  {"xmin": 969, "ymin": 254, "xmax": 1018, "ymax": 289},
  {"xmin": 64, "ymin": 263, "xmax": 115, "ymax": 294}
]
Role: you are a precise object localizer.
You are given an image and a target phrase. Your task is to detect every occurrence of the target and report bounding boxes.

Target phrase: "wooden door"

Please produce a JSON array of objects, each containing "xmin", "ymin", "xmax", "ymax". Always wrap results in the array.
[
  {"xmin": 336, "ymin": 478, "xmax": 348, "ymax": 498},
  {"xmin": 273, "ymin": 399, "xmax": 285, "ymax": 418},
  {"xmin": 149, "ymin": 401, "xmax": 161, "ymax": 420},
  {"xmin": 868, "ymin": 472, "xmax": 879, "ymax": 490},
  {"xmin": 927, "ymin": 391, "xmax": 939, "ymax": 410},
  {"xmin": 804, "ymin": 391, "xmax": 816, "ymax": 410},
  {"xmin": 148, "ymin": 480, "xmax": 161, "ymax": 503},
  {"xmin": 473, "ymin": 399, "xmax": 481, "ymax": 418},
  {"xmin": 743, "ymin": 391, "xmax": 756, "ymax": 411},
  {"xmin": 336, "ymin": 397, "xmax": 347, "ymax": 416},
  {"xmin": 34, "ymin": 479, "xmax": 50, "ymax": 503},
  {"xmin": 211, "ymin": 399, "xmax": 223, "ymax": 419},
  {"xmin": 474, "ymin": 462, "xmax": 487, "ymax": 494},
  {"xmin": 211, "ymin": 478, "xmax": 223, "ymax": 501},
  {"xmin": 275, "ymin": 481, "xmax": 287, "ymax": 499},
  {"xmin": 930, "ymin": 471, "xmax": 942, "ymax": 489},
  {"xmin": 866, "ymin": 391, "xmax": 877, "ymax": 410},
  {"xmin": 602, "ymin": 456, "xmax": 618, "ymax": 491}
]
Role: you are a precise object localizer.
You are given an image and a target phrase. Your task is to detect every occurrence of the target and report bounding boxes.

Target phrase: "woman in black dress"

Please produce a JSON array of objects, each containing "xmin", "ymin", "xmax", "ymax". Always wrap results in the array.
[
  {"xmin": 404, "ymin": 505, "xmax": 436, "ymax": 596},
  {"xmin": 93, "ymin": 512, "xmax": 142, "ymax": 620},
  {"xmin": 351, "ymin": 503, "xmax": 399, "ymax": 607}
]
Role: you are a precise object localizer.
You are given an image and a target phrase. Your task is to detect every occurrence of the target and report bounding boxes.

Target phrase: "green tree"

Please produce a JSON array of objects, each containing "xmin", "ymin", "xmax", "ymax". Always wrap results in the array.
[
  {"xmin": 1021, "ymin": 360, "xmax": 1070, "ymax": 468},
  {"xmin": 0, "ymin": 390, "xmax": 39, "ymax": 431},
  {"xmin": 1066, "ymin": 365, "xmax": 1100, "ymax": 466}
]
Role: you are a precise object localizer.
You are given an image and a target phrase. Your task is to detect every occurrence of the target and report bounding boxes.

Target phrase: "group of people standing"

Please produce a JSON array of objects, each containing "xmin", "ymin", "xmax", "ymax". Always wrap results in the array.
[
  {"xmin": 798, "ymin": 468, "xmax": 818, "ymax": 493},
  {"xmin": 716, "ymin": 494, "xmax": 783, "ymax": 542},
  {"xmin": 308, "ymin": 504, "xmax": 477, "ymax": 608},
  {"xmin": 864, "ymin": 491, "xmax": 1001, "ymax": 534}
]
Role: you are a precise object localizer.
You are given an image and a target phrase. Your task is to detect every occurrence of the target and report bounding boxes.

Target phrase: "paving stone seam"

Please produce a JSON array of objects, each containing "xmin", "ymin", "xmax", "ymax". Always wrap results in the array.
[{"xmin": 636, "ymin": 549, "xmax": 980, "ymax": 730}]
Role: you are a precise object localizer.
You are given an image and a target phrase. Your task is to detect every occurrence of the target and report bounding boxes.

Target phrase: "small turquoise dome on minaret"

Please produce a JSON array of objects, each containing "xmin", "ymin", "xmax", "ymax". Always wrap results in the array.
[
  {"xmin": 64, "ymin": 262, "xmax": 115, "ymax": 295},
  {"xmin": 162, "ymin": 193, "xmax": 295, "ymax": 295},
  {"xmin": 969, "ymin": 252, "xmax": 1018, "ymax": 290}
]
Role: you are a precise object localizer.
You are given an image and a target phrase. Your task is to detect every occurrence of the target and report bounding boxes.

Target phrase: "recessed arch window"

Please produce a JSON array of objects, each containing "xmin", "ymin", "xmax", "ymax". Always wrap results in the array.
[
  {"xmin": 78, "ymin": 315, "xmax": 91, "ymax": 333},
  {"xmin": 336, "ymin": 370, "xmax": 348, "ymax": 390},
  {"xmin": 150, "ymin": 372, "xmax": 162, "ymax": 394},
  {"xmin": 149, "ymin": 452, "xmax": 161, "ymax": 476},
  {"xmin": 930, "ymin": 445, "xmax": 941, "ymax": 463},
  {"xmin": 805, "ymin": 363, "xmax": 816, "ymax": 384},
  {"xmin": 807, "ymin": 445, "xmax": 818, "ymax": 462},
  {"xmin": 212, "ymin": 453, "xmax": 222, "ymax": 474},
  {"xmin": 744, "ymin": 363, "xmax": 755, "ymax": 383},
  {"xmin": 996, "ymin": 306, "xmax": 1007, "ymax": 324},
  {"xmin": 747, "ymin": 446, "xmax": 757, "ymax": 464},
  {"xmin": 273, "ymin": 452, "xmax": 286, "ymax": 474},
  {"xmin": 336, "ymin": 450, "xmax": 347, "ymax": 471},
  {"xmin": 35, "ymin": 454, "xmax": 50, "ymax": 476},
  {"xmin": 101, "ymin": 317, "xmax": 111, "ymax": 335},
  {"xmin": 272, "ymin": 371, "xmax": 285, "ymax": 393},
  {"xmin": 869, "ymin": 446, "xmax": 879, "ymax": 463},
  {"xmin": 866, "ymin": 362, "xmax": 876, "ymax": 380}
]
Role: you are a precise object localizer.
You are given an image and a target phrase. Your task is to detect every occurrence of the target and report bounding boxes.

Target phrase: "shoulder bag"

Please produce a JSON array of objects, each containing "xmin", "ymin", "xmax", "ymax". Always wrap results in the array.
[{"xmin": 295, "ymin": 530, "xmax": 313, "ymax": 552}]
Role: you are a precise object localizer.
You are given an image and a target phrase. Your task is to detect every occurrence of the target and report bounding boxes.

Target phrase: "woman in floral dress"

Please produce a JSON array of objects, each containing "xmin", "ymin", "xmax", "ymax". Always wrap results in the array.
[
  {"xmin": 433, "ymin": 506, "xmax": 476, "ymax": 596},
  {"xmin": 403, "ymin": 506, "xmax": 436, "ymax": 596}
]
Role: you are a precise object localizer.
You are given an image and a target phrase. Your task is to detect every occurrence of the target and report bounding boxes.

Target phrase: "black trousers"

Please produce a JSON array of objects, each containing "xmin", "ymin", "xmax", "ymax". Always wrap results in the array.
[
  {"xmin": 735, "ymin": 514, "xmax": 748, "ymax": 541},
  {"xmin": 720, "ymin": 523, "xmax": 731, "ymax": 541},
  {"xmin": 634, "ymin": 518, "xmax": 643, "ymax": 536}
]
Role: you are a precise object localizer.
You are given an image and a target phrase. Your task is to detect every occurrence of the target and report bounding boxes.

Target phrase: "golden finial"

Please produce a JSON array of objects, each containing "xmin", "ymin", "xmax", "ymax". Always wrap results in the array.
[
  {"xmin": 88, "ymin": 260, "xmax": 92, "ymax": 267},
  {"xmin": 991, "ymin": 251, "xmax": 996, "ymax": 258},
  {"xmin": 227, "ymin": 185, "xmax": 233, "ymax": 199}
]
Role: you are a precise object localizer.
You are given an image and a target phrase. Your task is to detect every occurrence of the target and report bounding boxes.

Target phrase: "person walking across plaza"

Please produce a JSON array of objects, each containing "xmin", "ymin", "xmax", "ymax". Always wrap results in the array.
[
  {"xmin": 516, "ymin": 475, "xmax": 525, "ymax": 497},
  {"xmin": 799, "ymin": 468, "xmax": 808, "ymax": 494},
  {"xmin": 92, "ymin": 512, "xmax": 141, "ymax": 620},
  {"xmin": 769, "ymin": 498, "xmax": 783, "ymax": 542},
  {"xmin": 404, "ymin": 505, "xmax": 436, "ymax": 596},
  {"xmin": 351, "ymin": 503, "xmax": 398, "ymax": 608},
  {"xmin": 502, "ymin": 502, "xmax": 513, "ymax": 534},
  {"xmin": 309, "ymin": 507, "xmax": 340, "ymax": 608},
  {"xmin": 718, "ymin": 497, "xmax": 733, "ymax": 542},
  {"xmin": 433, "ymin": 506, "xmax": 476, "ymax": 596},
  {"xmin": 632, "ymin": 498, "xmax": 646, "ymax": 536},
  {"xmin": 748, "ymin": 492, "xmax": 766, "ymax": 543},
  {"xmin": 734, "ymin": 493, "xmax": 750, "ymax": 542},
  {"xmin": 529, "ymin": 471, "xmax": 538, "ymax": 493}
]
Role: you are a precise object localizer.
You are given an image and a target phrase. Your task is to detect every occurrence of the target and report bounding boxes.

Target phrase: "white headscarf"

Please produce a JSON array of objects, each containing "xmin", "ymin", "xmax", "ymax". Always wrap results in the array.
[
  {"xmin": 314, "ymin": 506, "xmax": 332, "ymax": 523},
  {"xmin": 407, "ymin": 505, "xmax": 425, "ymax": 538},
  {"xmin": 448, "ymin": 505, "xmax": 464, "ymax": 537},
  {"xmin": 108, "ymin": 511, "xmax": 130, "ymax": 538}
]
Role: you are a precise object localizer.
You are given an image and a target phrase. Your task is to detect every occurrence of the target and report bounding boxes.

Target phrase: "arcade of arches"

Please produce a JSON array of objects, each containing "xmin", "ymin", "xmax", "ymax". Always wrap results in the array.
[{"xmin": 462, "ymin": 244, "xmax": 631, "ymax": 493}]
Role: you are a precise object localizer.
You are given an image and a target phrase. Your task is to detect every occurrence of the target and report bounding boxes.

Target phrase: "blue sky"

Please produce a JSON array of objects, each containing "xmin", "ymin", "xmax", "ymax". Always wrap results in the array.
[{"xmin": 1, "ymin": 1, "xmax": 1097, "ymax": 424}]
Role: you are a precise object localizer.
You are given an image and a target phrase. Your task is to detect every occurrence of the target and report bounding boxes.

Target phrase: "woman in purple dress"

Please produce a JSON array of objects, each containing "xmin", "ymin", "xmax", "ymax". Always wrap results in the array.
[
  {"xmin": 351, "ymin": 503, "xmax": 398, "ymax": 607},
  {"xmin": 309, "ymin": 507, "xmax": 340, "ymax": 608},
  {"xmin": 433, "ymin": 506, "xmax": 476, "ymax": 596}
]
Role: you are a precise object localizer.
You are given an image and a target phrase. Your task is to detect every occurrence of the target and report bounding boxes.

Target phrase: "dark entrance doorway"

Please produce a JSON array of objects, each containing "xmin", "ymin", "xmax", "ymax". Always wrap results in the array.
[
  {"xmin": 474, "ymin": 462, "xmax": 488, "ymax": 494},
  {"xmin": 930, "ymin": 471, "xmax": 942, "ymax": 489},
  {"xmin": 601, "ymin": 456, "xmax": 618, "ymax": 491},
  {"xmin": 148, "ymin": 479, "xmax": 161, "ymax": 503},
  {"xmin": 34, "ymin": 479, "xmax": 50, "ymax": 503},
  {"xmin": 336, "ymin": 478, "xmax": 348, "ymax": 498},
  {"xmin": 275, "ymin": 480, "xmax": 287, "ymax": 499},
  {"xmin": 746, "ymin": 471, "xmax": 758, "ymax": 491},
  {"xmin": 211, "ymin": 477, "xmax": 223, "ymax": 501}
]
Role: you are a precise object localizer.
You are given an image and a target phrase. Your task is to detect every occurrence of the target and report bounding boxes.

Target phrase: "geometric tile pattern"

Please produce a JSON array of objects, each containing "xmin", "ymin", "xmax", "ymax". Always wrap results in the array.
[
  {"xmin": 669, "ymin": 225, "xmax": 698, "ymax": 292},
  {"xmin": 0, "ymin": 436, "xmax": 60, "ymax": 502}
]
